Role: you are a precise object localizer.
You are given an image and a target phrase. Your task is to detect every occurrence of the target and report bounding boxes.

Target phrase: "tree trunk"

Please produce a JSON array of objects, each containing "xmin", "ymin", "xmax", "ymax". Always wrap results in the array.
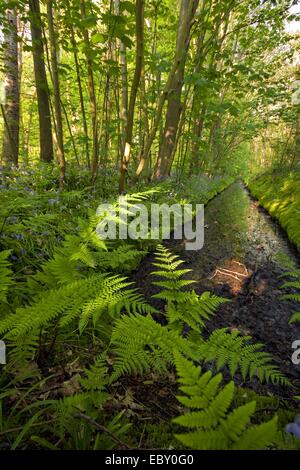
[
  {"xmin": 80, "ymin": 0, "xmax": 99, "ymax": 180},
  {"xmin": 69, "ymin": 20, "xmax": 90, "ymax": 168},
  {"xmin": 46, "ymin": 0, "xmax": 66, "ymax": 187},
  {"xmin": 114, "ymin": 0, "xmax": 128, "ymax": 158},
  {"xmin": 152, "ymin": 0, "xmax": 199, "ymax": 180},
  {"xmin": 118, "ymin": 0, "xmax": 144, "ymax": 193},
  {"xmin": 29, "ymin": 0, "xmax": 54, "ymax": 163},
  {"xmin": 1, "ymin": 7, "xmax": 20, "ymax": 165}
]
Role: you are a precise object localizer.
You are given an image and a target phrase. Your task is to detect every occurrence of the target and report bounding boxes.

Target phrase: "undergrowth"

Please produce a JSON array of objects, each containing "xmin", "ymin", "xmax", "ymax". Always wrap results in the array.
[
  {"xmin": 0, "ymin": 166, "xmax": 297, "ymax": 450},
  {"xmin": 248, "ymin": 170, "xmax": 300, "ymax": 251}
]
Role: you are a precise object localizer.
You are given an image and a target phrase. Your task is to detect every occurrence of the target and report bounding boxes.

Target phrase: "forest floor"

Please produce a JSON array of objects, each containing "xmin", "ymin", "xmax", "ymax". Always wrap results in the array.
[{"xmin": 131, "ymin": 182, "xmax": 300, "ymax": 400}]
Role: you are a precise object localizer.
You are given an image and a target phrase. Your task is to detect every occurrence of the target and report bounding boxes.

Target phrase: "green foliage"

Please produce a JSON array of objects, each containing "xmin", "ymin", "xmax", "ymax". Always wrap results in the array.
[
  {"xmin": 0, "ymin": 0, "xmax": 298, "ymax": 450},
  {"xmin": 111, "ymin": 245, "xmax": 286, "ymax": 386},
  {"xmin": 173, "ymin": 352, "xmax": 278, "ymax": 450},
  {"xmin": 278, "ymin": 253, "xmax": 300, "ymax": 324},
  {"xmin": 0, "ymin": 272, "xmax": 155, "ymax": 368},
  {"xmin": 111, "ymin": 312, "xmax": 194, "ymax": 381},
  {"xmin": 248, "ymin": 171, "xmax": 300, "ymax": 251},
  {"xmin": 152, "ymin": 244, "xmax": 227, "ymax": 331},
  {"xmin": 195, "ymin": 328, "xmax": 288, "ymax": 385},
  {"xmin": 0, "ymin": 250, "xmax": 13, "ymax": 304}
]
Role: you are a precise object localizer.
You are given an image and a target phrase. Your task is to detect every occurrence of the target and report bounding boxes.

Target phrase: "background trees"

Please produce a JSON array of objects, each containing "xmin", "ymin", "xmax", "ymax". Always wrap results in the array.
[
  {"xmin": 0, "ymin": 0, "xmax": 299, "ymax": 188},
  {"xmin": 1, "ymin": 5, "xmax": 20, "ymax": 165}
]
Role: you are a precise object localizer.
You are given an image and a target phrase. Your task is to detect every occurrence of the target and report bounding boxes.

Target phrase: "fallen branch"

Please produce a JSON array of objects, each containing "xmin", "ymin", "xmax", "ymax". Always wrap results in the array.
[{"xmin": 218, "ymin": 267, "xmax": 248, "ymax": 278}]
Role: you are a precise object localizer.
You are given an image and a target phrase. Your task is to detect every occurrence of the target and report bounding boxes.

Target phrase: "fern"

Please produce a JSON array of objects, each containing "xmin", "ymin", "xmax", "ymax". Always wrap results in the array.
[
  {"xmin": 173, "ymin": 352, "xmax": 278, "ymax": 450},
  {"xmin": 278, "ymin": 253, "xmax": 300, "ymax": 324},
  {"xmin": 0, "ymin": 272, "xmax": 155, "ymax": 364},
  {"xmin": 95, "ymin": 245, "xmax": 147, "ymax": 273},
  {"xmin": 79, "ymin": 354, "xmax": 109, "ymax": 392},
  {"xmin": 0, "ymin": 250, "xmax": 14, "ymax": 304},
  {"xmin": 289, "ymin": 312, "xmax": 300, "ymax": 324},
  {"xmin": 110, "ymin": 245, "xmax": 287, "ymax": 386},
  {"xmin": 110, "ymin": 313, "xmax": 196, "ymax": 381},
  {"xmin": 152, "ymin": 245, "xmax": 227, "ymax": 331},
  {"xmin": 195, "ymin": 328, "xmax": 288, "ymax": 385}
]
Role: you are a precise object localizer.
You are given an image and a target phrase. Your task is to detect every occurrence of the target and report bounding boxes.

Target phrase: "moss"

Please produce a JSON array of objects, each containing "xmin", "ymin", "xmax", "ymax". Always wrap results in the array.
[{"xmin": 248, "ymin": 171, "xmax": 300, "ymax": 252}]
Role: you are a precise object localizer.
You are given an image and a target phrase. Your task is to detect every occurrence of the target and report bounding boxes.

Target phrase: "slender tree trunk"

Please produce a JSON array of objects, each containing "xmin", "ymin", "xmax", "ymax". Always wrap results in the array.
[
  {"xmin": 293, "ymin": 68, "xmax": 300, "ymax": 165},
  {"xmin": 1, "ymin": 7, "xmax": 20, "ymax": 165},
  {"xmin": 294, "ymin": 116, "xmax": 300, "ymax": 165},
  {"xmin": 29, "ymin": 0, "xmax": 54, "ymax": 163},
  {"xmin": 119, "ymin": 41, "xmax": 128, "ymax": 152},
  {"xmin": 80, "ymin": 0, "xmax": 99, "ymax": 180},
  {"xmin": 189, "ymin": 25, "xmax": 208, "ymax": 172},
  {"xmin": 23, "ymin": 93, "xmax": 35, "ymax": 164},
  {"xmin": 118, "ymin": 0, "xmax": 144, "ymax": 193},
  {"xmin": 46, "ymin": 0, "xmax": 66, "ymax": 187},
  {"xmin": 18, "ymin": 20, "xmax": 26, "ymax": 163},
  {"xmin": 69, "ymin": 23, "xmax": 90, "ymax": 167},
  {"xmin": 153, "ymin": 0, "xmax": 199, "ymax": 180},
  {"xmin": 114, "ymin": 0, "xmax": 128, "ymax": 158},
  {"xmin": 190, "ymin": 104, "xmax": 206, "ymax": 173},
  {"xmin": 169, "ymin": 87, "xmax": 190, "ymax": 174}
]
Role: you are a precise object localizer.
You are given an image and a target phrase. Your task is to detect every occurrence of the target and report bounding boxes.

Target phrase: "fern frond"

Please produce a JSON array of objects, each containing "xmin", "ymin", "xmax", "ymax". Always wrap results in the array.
[
  {"xmin": 289, "ymin": 312, "xmax": 300, "ymax": 324},
  {"xmin": 0, "ymin": 272, "xmax": 154, "ymax": 363},
  {"xmin": 0, "ymin": 250, "xmax": 14, "ymax": 304},
  {"xmin": 279, "ymin": 255, "xmax": 300, "ymax": 324},
  {"xmin": 281, "ymin": 294, "xmax": 300, "ymax": 302},
  {"xmin": 281, "ymin": 281, "xmax": 300, "ymax": 290},
  {"xmin": 173, "ymin": 352, "xmax": 278, "ymax": 450},
  {"xmin": 79, "ymin": 354, "xmax": 109, "ymax": 391},
  {"xmin": 196, "ymin": 328, "xmax": 288, "ymax": 385},
  {"xmin": 151, "ymin": 245, "xmax": 226, "ymax": 331},
  {"xmin": 110, "ymin": 313, "xmax": 195, "ymax": 381},
  {"xmin": 231, "ymin": 417, "xmax": 278, "ymax": 450}
]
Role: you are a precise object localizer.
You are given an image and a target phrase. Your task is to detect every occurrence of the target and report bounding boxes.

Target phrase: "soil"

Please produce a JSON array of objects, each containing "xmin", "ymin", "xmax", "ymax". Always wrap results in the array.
[{"xmin": 131, "ymin": 182, "xmax": 300, "ymax": 399}]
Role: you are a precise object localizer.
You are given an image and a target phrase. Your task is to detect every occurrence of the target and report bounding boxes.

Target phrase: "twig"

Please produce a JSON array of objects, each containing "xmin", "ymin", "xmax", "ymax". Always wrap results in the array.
[
  {"xmin": 73, "ymin": 412, "xmax": 132, "ymax": 449},
  {"xmin": 218, "ymin": 267, "xmax": 248, "ymax": 278},
  {"xmin": 209, "ymin": 266, "xmax": 249, "ymax": 281},
  {"xmin": 231, "ymin": 260, "xmax": 249, "ymax": 275}
]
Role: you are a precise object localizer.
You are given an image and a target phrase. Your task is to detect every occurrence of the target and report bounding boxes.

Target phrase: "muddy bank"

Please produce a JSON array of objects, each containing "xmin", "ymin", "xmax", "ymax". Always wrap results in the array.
[{"xmin": 131, "ymin": 182, "xmax": 300, "ymax": 396}]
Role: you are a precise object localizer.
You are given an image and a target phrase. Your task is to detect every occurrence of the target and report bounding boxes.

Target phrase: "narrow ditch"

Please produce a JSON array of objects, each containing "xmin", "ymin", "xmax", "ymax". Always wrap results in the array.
[{"xmin": 131, "ymin": 181, "xmax": 300, "ymax": 397}]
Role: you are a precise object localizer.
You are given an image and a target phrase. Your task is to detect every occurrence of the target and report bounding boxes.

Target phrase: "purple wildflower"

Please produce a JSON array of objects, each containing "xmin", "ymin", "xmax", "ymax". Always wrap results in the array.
[{"xmin": 285, "ymin": 416, "xmax": 300, "ymax": 439}]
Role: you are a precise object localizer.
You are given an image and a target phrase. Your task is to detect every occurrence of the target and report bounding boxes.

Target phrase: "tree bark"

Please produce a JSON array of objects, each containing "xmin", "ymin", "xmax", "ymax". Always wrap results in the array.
[
  {"xmin": 118, "ymin": 0, "xmax": 144, "ymax": 193},
  {"xmin": 80, "ymin": 0, "xmax": 99, "ymax": 180},
  {"xmin": 29, "ymin": 0, "xmax": 54, "ymax": 163},
  {"xmin": 114, "ymin": 0, "xmax": 128, "ymax": 158},
  {"xmin": 68, "ymin": 13, "xmax": 90, "ymax": 168},
  {"xmin": 1, "ymin": 7, "xmax": 20, "ymax": 165},
  {"xmin": 152, "ymin": 0, "xmax": 199, "ymax": 180},
  {"xmin": 46, "ymin": 0, "xmax": 66, "ymax": 186}
]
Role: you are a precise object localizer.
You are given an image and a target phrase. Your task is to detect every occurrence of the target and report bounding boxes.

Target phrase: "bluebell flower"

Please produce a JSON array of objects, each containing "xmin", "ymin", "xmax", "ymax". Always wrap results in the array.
[
  {"xmin": 285, "ymin": 416, "xmax": 300, "ymax": 439},
  {"xmin": 13, "ymin": 234, "xmax": 24, "ymax": 240},
  {"xmin": 48, "ymin": 198, "xmax": 59, "ymax": 205}
]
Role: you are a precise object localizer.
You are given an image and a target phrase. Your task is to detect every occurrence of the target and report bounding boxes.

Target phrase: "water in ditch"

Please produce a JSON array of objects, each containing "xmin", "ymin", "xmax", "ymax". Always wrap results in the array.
[{"xmin": 132, "ymin": 181, "xmax": 300, "ymax": 396}]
